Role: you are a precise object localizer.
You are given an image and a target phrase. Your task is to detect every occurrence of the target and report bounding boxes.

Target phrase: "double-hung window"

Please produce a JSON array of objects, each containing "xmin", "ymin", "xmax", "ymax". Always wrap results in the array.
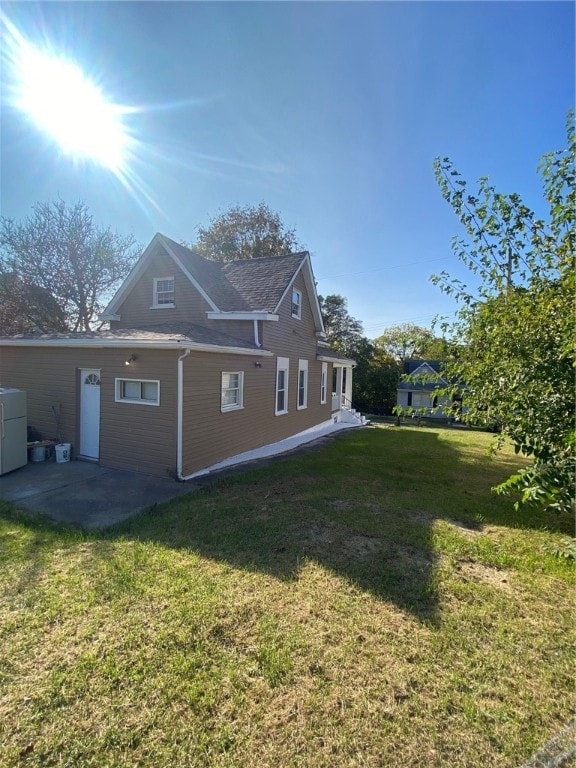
[
  {"xmin": 152, "ymin": 276, "xmax": 175, "ymax": 308},
  {"xmin": 115, "ymin": 378, "xmax": 160, "ymax": 406},
  {"xmin": 320, "ymin": 362, "xmax": 328, "ymax": 404},
  {"xmin": 297, "ymin": 359, "xmax": 308, "ymax": 410},
  {"xmin": 291, "ymin": 289, "xmax": 302, "ymax": 319},
  {"xmin": 409, "ymin": 391, "xmax": 432, "ymax": 409},
  {"xmin": 221, "ymin": 372, "xmax": 244, "ymax": 412},
  {"xmin": 276, "ymin": 357, "xmax": 289, "ymax": 415}
]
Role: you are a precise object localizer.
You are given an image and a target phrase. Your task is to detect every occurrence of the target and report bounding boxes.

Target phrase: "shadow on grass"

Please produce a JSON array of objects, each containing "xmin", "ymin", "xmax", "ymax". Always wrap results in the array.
[{"xmin": 1, "ymin": 427, "xmax": 572, "ymax": 625}]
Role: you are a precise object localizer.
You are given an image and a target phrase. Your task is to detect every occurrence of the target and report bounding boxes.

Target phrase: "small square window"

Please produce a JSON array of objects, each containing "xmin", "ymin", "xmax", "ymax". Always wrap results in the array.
[
  {"xmin": 291, "ymin": 289, "xmax": 302, "ymax": 319},
  {"xmin": 221, "ymin": 372, "xmax": 244, "ymax": 412}
]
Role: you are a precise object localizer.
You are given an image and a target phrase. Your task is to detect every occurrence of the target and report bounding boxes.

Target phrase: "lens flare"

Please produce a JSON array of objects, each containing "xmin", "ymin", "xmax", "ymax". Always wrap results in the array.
[{"xmin": 3, "ymin": 16, "xmax": 131, "ymax": 173}]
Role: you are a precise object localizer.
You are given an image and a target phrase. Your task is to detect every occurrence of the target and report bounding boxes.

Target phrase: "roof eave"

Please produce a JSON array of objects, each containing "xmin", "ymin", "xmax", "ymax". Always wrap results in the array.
[
  {"xmin": 0, "ymin": 337, "xmax": 272, "ymax": 356},
  {"xmin": 317, "ymin": 353, "xmax": 356, "ymax": 367},
  {"xmin": 206, "ymin": 311, "xmax": 279, "ymax": 322}
]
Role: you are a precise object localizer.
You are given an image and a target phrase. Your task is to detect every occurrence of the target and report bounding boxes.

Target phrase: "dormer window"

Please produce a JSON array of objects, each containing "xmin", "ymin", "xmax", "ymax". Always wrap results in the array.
[
  {"xmin": 152, "ymin": 277, "xmax": 175, "ymax": 308},
  {"xmin": 291, "ymin": 288, "xmax": 302, "ymax": 319}
]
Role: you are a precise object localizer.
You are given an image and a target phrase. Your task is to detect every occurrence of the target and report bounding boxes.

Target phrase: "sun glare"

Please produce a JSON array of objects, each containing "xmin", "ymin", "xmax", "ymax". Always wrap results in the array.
[{"xmin": 4, "ymin": 20, "xmax": 130, "ymax": 172}]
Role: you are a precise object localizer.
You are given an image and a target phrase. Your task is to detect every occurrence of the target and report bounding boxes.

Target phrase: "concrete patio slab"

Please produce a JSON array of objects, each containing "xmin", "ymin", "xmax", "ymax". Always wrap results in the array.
[
  {"xmin": 0, "ymin": 460, "xmax": 192, "ymax": 530},
  {"xmin": 0, "ymin": 424, "xmax": 361, "ymax": 530}
]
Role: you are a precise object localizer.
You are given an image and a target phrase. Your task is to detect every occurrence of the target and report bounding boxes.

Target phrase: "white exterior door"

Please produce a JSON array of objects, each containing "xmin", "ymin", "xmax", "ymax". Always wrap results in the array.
[{"xmin": 80, "ymin": 369, "xmax": 101, "ymax": 459}]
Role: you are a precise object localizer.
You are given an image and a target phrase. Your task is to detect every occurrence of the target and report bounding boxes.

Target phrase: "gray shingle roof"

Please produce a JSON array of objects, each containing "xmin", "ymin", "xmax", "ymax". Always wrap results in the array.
[
  {"xmin": 160, "ymin": 236, "xmax": 307, "ymax": 313},
  {"xmin": 222, "ymin": 252, "xmax": 307, "ymax": 312},
  {"xmin": 133, "ymin": 322, "xmax": 263, "ymax": 349},
  {"xmin": 398, "ymin": 360, "xmax": 447, "ymax": 390},
  {"xmin": 161, "ymin": 236, "xmax": 252, "ymax": 311},
  {"xmin": 1, "ymin": 324, "xmax": 263, "ymax": 350},
  {"xmin": 317, "ymin": 347, "xmax": 356, "ymax": 364}
]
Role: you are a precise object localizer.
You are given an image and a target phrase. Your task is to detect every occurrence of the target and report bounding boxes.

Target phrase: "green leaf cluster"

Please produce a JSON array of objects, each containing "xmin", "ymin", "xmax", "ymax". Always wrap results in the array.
[
  {"xmin": 374, "ymin": 322, "xmax": 450, "ymax": 363},
  {"xmin": 432, "ymin": 111, "xmax": 575, "ymax": 514},
  {"xmin": 195, "ymin": 203, "xmax": 301, "ymax": 262}
]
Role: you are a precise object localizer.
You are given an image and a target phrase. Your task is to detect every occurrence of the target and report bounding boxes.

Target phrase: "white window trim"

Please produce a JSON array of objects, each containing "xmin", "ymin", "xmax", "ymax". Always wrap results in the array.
[
  {"xmin": 320, "ymin": 362, "xmax": 328, "ymax": 404},
  {"xmin": 297, "ymin": 359, "xmax": 308, "ymax": 410},
  {"xmin": 275, "ymin": 356, "xmax": 289, "ymax": 416},
  {"xmin": 291, "ymin": 288, "xmax": 302, "ymax": 319},
  {"xmin": 115, "ymin": 378, "xmax": 160, "ymax": 406},
  {"xmin": 151, "ymin": 276, "xmax": 175, "ymax": 309},
  {"xmin": 221, "ymin": 371, "xmax": 244, "ymax": 413}
]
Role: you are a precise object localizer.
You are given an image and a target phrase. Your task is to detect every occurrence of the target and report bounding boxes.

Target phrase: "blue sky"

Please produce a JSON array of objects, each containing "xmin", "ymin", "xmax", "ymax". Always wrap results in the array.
[{"xmin": 0, "ymin": 1, "xmax": 573, "ymax": 338}]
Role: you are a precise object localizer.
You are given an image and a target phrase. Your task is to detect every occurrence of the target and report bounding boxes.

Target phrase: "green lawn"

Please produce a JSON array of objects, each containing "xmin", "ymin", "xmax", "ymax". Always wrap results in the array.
[{"xmin": 1, "ymin": 425, "xmax": 574, "ymax": 767}]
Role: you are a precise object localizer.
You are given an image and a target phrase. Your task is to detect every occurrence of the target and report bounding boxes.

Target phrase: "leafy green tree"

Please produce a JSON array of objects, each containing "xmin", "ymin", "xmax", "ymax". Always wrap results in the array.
[
  {"xmin": 374, "ymin": 322, "xmax": 449, "ymax": 362},
  {"xmin": 319, "ymin": 297, "xmax": 399, "ymax": 412},
  {"xmin": 432, "ymin": 111, "xmax": 575, "ymax": 514},
  {"xmin": 319, "ymin": 294, "xmax": 364, "ymax": 357},
  {"xmin": 0, "ymin": 200, "xmax": 139, "ymax": 331},
  {"xmin": 352, "ymin": 340, "xmax": 400, "ymax": 414},
  {"xmin": 195, "ymin": 203, "xmax": 302, "ymax": 262}
]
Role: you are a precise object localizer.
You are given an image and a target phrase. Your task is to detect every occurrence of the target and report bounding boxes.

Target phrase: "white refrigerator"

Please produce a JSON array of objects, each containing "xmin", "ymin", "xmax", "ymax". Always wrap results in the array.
[{"xmin": 0, "ymin": 388, "xmax": 27, "ymax": 475}]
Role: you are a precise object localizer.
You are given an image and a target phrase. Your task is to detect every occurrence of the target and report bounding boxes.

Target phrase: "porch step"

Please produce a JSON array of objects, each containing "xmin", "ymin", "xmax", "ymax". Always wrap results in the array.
[{"xmin": 340, "ymin": 406, "xmax": 369, "ymax": 426}]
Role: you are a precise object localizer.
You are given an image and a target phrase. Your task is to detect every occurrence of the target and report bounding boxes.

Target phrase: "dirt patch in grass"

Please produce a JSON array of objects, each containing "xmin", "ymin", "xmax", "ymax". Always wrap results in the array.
[
  {"xmin": 403, "ymin": 509, "xmax": 436, "ymax": 524},
  {"xmin": 391, "ymin": 543, "xmax": 434, "ymax": 570},
  {"xmin": 326, "ymin": 499, "xmax": 382, "ymax": 513},
  {"xmin": 456, "ymin": 559, "xmax": 512, "ymax": 590},
  {"xmin": 344, "ymin": 534, "xmax": 381, "ymax": 558},
  {"xmin": 300, "ymin": 521, "xmax": 382, "ymax": 561}
]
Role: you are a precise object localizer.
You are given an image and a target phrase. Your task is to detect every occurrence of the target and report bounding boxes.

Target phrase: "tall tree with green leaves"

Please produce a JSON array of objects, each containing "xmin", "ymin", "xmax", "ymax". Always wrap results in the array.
[
  {"xmin": 352, "ymin": 339, "xmax": 400, "ymax": 415},
  {"xmin": 319, "ymin": 294, "xmax": 364, "ymax": 357},
  {"xmin": 319, "ymin": 296, "xmax": 399, "ymax": 413},
  {"xmin": 374, "ymin": 322, "xmax": 449, "ymax": 362},
  {"xmin": 0, "ymin": 200, "xmax": 140, "ymax": 331},
  {"xmin": 195, "ymin": 203, "xmax": 302, "ymax": 262},
  {"xmin": 432, "ymin": 111, "xmax": 574, "ymax": 514}
]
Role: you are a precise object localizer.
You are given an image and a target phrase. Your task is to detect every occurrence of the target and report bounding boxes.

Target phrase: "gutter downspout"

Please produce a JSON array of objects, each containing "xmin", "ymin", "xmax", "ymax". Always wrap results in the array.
[
  {"xmin": 177, "ymin": 347, "xmax": 191, "ymax": 480},
  {"xmin": 253, "ymin": 319, "xmax": 261, "ymax": 348}
]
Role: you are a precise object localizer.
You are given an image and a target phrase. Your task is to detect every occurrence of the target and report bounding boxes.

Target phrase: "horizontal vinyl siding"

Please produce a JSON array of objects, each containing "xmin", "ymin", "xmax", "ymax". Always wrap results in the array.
[
  {"xmin": 104, "ymin": 350, "xmax": 178, "ymax": 476},
  {"xmin": 181, "ymin": 327, "xmax": 332, "ymax": 476},
  {"xmin": 204, "ymin": 319, "xmax": 257, "ymax": 345},
  {"xmin": 0, "ymin": 346, "xmax": 178, "ymax": 478},
  {"xmin": 261, "ymin": 272, "xmax": 318, "ymax": 360},
  {"xmin": 115, "ymin": 248, "xmax": 214, "ymax": 327}
]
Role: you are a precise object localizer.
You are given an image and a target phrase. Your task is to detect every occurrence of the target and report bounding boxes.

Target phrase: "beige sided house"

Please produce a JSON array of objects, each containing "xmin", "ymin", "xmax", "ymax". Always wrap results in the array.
[{"xmin": 0, "ymin": 233, "xmax": 364, "ymax": 479}]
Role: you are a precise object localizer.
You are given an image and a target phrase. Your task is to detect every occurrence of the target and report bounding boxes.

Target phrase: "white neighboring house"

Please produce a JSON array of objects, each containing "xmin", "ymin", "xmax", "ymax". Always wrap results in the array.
[{"xmin": 396, "ymin": 360, "xmax": 454, "ymax": 419}]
